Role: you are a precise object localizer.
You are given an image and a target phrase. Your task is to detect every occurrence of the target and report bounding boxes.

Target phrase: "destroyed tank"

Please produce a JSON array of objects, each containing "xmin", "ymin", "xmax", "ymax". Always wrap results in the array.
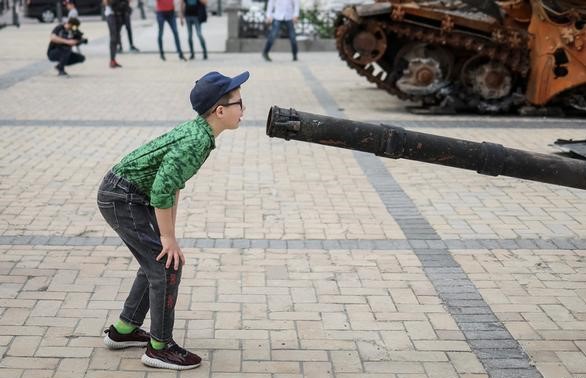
[{"xmin": 334, "ymin": 0, "xmax": 586, "ymax": 114}]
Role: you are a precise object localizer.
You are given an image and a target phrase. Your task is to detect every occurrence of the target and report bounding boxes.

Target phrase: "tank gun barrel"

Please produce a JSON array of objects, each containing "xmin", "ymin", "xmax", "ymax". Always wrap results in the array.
[{"xmin": 266, "ymin": 106, "xmax": 586, "ymax": 190}]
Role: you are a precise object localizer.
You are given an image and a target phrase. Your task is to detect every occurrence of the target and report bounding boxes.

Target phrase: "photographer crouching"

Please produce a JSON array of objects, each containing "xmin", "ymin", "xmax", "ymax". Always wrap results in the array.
[{"xmin": 47, "ymin": 17, "xmax": 87, "ymax": 77}]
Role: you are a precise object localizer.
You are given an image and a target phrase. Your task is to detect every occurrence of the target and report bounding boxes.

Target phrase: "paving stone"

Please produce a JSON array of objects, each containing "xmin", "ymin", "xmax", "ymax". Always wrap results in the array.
[
  {"xmin": 475, "ymin": 349, "xmax": 528, "ymax": 359},
  {"xmin": 487, "ymin": 368, "xmax": 543, "ymax": 378},
  {"xmin": 303, "ymin": 361, "xmax": 333, "ymax": 378},
  {"xmin": 453, "ymin": 315, "xmax": 499, "ymax": 323},
  {"xmin": 197, "ymin": 239, "xmax": 215, "ymax": 248},
  {"xmin": 363, "ymin": 361, "xmax": 425, "ymax": 374},
  {"xmin": 242, "ymin": 361, "xmax": 300, "ymax": 374},
  {"xmin": 483, "ymin": 358, "xmax": 533, "ymax": 369},
  {"xmin": 212, "ymin": 350, "xmax": 241, "ymax": 372},
  {"xmin": 469, "ymin": 340, "xmax": 528, "ymax": 350},
  {"xmin": 331, "ymin": 351, "xmax": 363, "ymax": 373},
  {"xmin": 424, "ymin": 361, "xmax": 459, "ymax": 378},
  {"xmin": 214, "ymin": 239, "xmax": 232, "ymax": 248},
  {"xmin": 286, "ymin": 240, "xmax": 305, "ymax": 249},
  {"xmin": 556, "ymin": 351, "xmax": 586, "ymax": 373},
  {"xmin": 448, "ymin": 306, "xmax": 494, "ymax": 315},
  {"xmin": 304, "ymin": 240, "xmax": 323, "ymax": 249},
  {"xmin": 53, "ymin": 358, "xmax": 90, "ymax": 378},
  {"xmin": 0, "ymin": 357, "xmax": 60, "ymax": 369},
  {"xmin": 461, "ymin": 330, "xmax": 512, "ymax": 340},
  {"xmin": 6, "ymin": 336, "xmax": 42, "ymax": 357},
  {"xmin": 447, "ymin": 351, "xmax": 485, "ymax": 374}
]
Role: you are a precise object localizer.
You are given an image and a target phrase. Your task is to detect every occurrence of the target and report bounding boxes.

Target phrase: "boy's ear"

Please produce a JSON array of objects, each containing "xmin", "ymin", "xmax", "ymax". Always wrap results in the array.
[{"xmin": 214, "ymin": 105, "xmax": 224, "ymax": 118}]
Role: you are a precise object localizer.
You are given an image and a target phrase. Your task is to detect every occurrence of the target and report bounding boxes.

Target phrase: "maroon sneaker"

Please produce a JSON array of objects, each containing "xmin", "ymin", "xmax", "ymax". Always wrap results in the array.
[
  {"xmin": 103, "ymin": 324, "xmax": 150, "ymax": 349},
  {"xmin": 141, "ymin": 340, "xmax": 201, "ymax": 370}
]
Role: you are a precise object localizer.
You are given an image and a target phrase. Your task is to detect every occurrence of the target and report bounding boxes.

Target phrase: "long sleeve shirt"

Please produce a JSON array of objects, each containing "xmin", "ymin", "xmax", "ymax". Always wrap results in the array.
[
  {"xmin": 266, "ymin": 0, "xmax": 299, "ymax": 21},
  {"xmin": 112, "ymin": 117, "xmax": 215, "ymax": 208}
]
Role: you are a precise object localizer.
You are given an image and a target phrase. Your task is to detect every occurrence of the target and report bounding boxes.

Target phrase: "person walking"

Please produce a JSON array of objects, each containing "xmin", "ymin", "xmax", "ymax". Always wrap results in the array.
[
  {"xmin": 180, "ymin": 0, "xmax": 208, "ymax": 60},
  {"xmin": 99, "ymin": 70, "xmax": 250, "ymax": 370},
  {"xmin": 104, "ymin": 0, "xmax": 124, "ymax": 68},
  {"xmin": 262, "ymin": 0, "xmax": 300, "ymax": 62},
  {"xmin": 117, "ymin": 0, "xmax": 140, "ymax": 53},
  {"xmin": 156, "ymin": 0, "xmax": 186, "ymax": 61}
]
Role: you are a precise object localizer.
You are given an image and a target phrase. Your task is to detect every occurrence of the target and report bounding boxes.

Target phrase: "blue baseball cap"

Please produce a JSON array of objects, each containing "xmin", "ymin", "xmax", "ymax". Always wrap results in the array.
[{"xmin": 190, "ymin": 71, "xmax": 250, "ymax": 115}]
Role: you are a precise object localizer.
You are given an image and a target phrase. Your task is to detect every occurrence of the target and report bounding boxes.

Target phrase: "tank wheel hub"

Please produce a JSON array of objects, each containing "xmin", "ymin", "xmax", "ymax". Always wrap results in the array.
[
  {"xmin": 343, "ymin": 23, "xmax": 387, "ymax": 65},
  {"xmin": 413, "ymin": 62, "xmax": 437, "ymax": 86},
  {"xmin": 467, "ymin": 61, "xmax": 513, "ymax": 100},
  {"xmin": 397, "ymin": 58, "xmax": 445, "ymax": 95},
  {"xmin": 393, "ymin": 43, "xmax": 454, "ymax": 96}
]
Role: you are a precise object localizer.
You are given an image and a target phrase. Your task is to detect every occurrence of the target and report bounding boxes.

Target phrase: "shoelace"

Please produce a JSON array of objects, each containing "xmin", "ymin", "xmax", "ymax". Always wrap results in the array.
[{"xmin": 168, "ymin": 342, "xmax": 189, "ymax": 357}]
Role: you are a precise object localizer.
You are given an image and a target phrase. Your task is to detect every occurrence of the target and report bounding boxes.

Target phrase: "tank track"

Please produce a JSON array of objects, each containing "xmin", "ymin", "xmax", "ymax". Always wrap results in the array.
[{"xmin": 334, "ymin": 12, "xmax": 531, "ymax": 110}]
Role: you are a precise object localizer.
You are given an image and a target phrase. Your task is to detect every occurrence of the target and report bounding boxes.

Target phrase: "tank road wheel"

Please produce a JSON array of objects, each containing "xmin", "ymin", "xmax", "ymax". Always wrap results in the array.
[
  {"xmin": 461, "ymin": 55, "xmax": 513, "ymax": 100},
  {"xmin": 393, "ymin": 43, "xmax": 454, "ymax": 97},
  {"xmin": 460, "ymin": 55, "xmax": 518, "ymax": 113},
  {"xmin": 341, "ymin": 22, "xmax": 387, "ymax": 65}
]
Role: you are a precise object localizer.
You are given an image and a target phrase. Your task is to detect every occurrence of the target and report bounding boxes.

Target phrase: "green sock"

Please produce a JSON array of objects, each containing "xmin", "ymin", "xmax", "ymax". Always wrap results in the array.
[
  {"xmin": 150, "ymin": 338, "xmax": 166, "ymax": 350},
  {"xmin": 113, "ymin": 319, "xmax": 137, "ymax": 335}
]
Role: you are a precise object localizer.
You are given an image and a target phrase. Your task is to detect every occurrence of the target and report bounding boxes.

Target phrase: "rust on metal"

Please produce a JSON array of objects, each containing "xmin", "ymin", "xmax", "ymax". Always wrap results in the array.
[{"xmin": 334, "ymin": 0, "xmax": 586, "ymax": 114}]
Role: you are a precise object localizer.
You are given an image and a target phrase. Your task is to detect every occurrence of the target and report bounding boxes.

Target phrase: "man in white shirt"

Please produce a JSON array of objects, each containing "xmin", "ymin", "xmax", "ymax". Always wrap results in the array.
[{"xmin": 262, "ymin": 0, "xmax": 299, "ymax": 62}]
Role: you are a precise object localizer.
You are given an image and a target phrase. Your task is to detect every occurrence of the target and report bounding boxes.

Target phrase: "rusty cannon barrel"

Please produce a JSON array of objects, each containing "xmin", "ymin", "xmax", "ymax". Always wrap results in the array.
[{"xmin": 266, "ymin": 106, "xmax": 586, "ymax": 190}]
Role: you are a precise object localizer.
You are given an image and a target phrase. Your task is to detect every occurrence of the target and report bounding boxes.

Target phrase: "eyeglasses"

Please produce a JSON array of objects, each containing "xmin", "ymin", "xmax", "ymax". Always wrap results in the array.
[{"xmin": 219, "ymin": 98, "xmax": 243, "ymax": 110}]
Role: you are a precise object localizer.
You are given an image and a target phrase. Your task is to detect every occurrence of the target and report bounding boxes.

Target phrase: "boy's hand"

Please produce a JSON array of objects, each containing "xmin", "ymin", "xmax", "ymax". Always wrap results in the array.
[{"xmin": 157, "ymin": 236, "xmax": 185, "ymax": 270}]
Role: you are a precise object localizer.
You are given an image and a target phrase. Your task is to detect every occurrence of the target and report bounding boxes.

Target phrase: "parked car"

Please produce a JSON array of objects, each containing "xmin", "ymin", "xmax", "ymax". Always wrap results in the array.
[{"xmin": 24, "ymin": 0, "xmax": 102, "ymax": 23}]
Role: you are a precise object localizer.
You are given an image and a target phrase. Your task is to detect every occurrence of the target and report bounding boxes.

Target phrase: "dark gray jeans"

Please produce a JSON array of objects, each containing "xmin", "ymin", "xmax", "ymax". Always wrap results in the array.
[
  {"xmin": 107, "ymin": 13, "xmax": 124, "ymax": 61},
  {"xmin": 97, "ymin": 170, "xmax": 181, "ymax": 342}
]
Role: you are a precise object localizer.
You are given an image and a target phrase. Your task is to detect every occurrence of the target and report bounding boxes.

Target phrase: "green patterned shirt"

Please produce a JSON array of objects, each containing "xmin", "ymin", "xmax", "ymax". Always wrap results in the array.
[{"xmin": 112, "ymin": 117, "xmax": 215, "ymax": 209}]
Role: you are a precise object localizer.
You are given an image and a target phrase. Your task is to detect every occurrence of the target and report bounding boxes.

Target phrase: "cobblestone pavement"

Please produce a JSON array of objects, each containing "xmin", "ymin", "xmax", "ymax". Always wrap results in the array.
[{"xmin": 1, "ymin": 14, "xmax": 586, "ymax": 378}]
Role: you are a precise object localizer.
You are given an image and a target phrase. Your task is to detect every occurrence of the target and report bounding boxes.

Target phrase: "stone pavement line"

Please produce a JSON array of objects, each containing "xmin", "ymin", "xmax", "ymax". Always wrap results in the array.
[
  {"xmin": 299, "ymin": 64, "xmax": 543, "ymax": 378},
  {"xmin": 0, "ymin": 61, "xmax": 52, "ymax": 90},
  {"xmin": 1, "ymin": 235, "xmax": 585, "ymax": 250}
]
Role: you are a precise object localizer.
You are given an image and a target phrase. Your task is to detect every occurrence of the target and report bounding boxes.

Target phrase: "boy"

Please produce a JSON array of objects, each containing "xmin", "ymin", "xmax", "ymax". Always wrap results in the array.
[{"xmin": 97, "ymin": 71, "xmax": 249, "ymax": 370}]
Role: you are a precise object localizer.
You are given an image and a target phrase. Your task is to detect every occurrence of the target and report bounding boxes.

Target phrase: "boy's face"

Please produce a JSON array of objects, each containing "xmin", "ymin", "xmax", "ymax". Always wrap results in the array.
[{"xmin": 217, "ymin": 89, "xmax": 245, "ymax": 130}]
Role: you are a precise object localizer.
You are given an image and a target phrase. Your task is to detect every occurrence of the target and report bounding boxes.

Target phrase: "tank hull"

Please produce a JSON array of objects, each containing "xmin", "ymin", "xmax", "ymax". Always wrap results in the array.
[{"xmin": 334, "ymin": 0, "xmax": 586, "ymax": 115}]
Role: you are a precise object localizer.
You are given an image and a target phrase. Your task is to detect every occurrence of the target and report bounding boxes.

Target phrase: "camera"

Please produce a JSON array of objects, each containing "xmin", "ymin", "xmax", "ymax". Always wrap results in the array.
[{"xmin": 69, "ymin": 26, "xmax": 88, "ymax": 45}]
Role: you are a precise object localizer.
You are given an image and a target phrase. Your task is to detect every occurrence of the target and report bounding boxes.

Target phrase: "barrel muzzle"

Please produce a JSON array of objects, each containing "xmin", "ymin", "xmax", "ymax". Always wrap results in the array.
[{"xmin": 266, "ymin": 106, "xmax": 301, "ymax": 140}]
